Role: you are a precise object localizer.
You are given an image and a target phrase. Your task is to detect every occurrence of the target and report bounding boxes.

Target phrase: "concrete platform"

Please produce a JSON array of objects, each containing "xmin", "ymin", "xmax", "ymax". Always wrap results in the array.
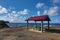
[{"xmin": 29, "ymin": 29, "xmax": 45, "ymax": 33}]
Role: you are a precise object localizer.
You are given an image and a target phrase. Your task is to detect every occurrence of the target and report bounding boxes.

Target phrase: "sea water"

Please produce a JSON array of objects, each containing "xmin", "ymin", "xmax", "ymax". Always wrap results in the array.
[{"xmin": 6, "ymin": 23, "xmax": 60, "ymax": 27}]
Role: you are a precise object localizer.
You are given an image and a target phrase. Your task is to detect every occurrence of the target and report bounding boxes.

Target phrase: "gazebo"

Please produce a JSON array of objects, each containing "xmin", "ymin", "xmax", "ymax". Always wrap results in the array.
[{"xmin": 25, "ymin": 15, "xmax": 51, "ymax": 32}]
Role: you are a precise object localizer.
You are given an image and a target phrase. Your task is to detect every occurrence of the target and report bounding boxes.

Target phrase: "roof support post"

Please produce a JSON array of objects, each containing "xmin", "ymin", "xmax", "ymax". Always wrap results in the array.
[
  {"xmin": 41, "ymin": 21, "xmax": 43, "ymax": 32},
  {"xmin": 26, "ymin": 20, "xmax": 28, "ymax": 30},
  {"xmin": 48, "ymin": 21, "xmax": 49, "ymax": 30},
  {"xmin": 35, "ymin": 21, "xmax": 37, "ymax": 28}
]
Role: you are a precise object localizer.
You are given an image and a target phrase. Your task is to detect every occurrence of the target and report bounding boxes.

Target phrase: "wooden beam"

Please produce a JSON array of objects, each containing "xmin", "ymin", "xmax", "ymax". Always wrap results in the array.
[
  {"xmin": 35, "ymin": 21, "xmax": 37, "ymax": 28},
  {"xmin": 41, "ymin": 21, "xmax": 43, "ymax": 32},
  {"xmin": 26, "ymin": 21, "xmax": 28, "ymax": 30},
  {"xmin": 48, "ymin": 21, "xmax": 49, "ymax": 30}
]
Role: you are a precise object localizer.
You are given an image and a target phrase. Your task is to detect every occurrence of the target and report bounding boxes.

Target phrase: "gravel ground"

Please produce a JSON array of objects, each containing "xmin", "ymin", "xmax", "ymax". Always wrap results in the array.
[{"xmin": 0, "ymin": 28, "xmax": 60, "ymax": 40}]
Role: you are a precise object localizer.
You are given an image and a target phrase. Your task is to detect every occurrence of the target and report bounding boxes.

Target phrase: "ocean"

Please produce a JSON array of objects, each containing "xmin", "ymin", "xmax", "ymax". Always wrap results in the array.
[{"xmin": 6, "ymin": 23, "xmax": 60, "ymax": 27}]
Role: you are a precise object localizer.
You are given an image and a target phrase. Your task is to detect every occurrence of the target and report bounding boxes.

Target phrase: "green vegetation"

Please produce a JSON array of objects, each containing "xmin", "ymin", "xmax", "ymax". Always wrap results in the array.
[{"xmin": 0, "ymin": 20, "xmax": 9, "ymax": 28}]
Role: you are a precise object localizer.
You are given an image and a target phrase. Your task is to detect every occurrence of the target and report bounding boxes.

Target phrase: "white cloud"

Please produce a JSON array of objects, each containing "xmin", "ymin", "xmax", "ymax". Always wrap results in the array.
[
  {"xmin": 11, "ymin": 11, "xmax": 19, "ymax": 17},
  {"xmin": 9, "ymin": 18, "xmax": 15, "ymax": 22},
  {"xmin": 51, "ymin": 18, "xmax": 60, "ymax": 23},
  {"xmin": 0, "ymin": 16, "xmax": 7, "ymax": 21},
  {"xmin": 53, "ymin": 0, "xmax": 60, "ymax": 4},
  {"xmin": 48, "ymin": 6, "xmax": 58, "ymax": 16},
  {"xmin": 37, "ymin": 11, "xmax": 40, "ymax": 16},
  {"xmin": 7, "ymin": 10, "xmax": 19, "ymax": 18},
  {"xmin": 6, "ymin": 8, "xmax": 29, "ymax": 22},
  {"xmin": 0, "ymin": 14, "xmax": 26, "ymax": 23},
  {"xmin": 0, "ymin": 5, "xmax": 29, "ymax": 22},
  {"xmin": 12, "ymin": 11, "xmax": 16, "ymax": 14},
  {"xmin": 0, "ymin": 14, "xmax": 14, "ymax": 22},
  {"xmin": 13, "ymin": 14, "xmax": 18, "ymax": 17},
  {"xmin": 43, "ymin": 10, "xmax": 48, "ymax": 15},
  {"xmin": 7, "ymin": 11, "xmax": 27, "ymax": 22},
  {"xmin": 18, "ymin": 9, "xmax": 29, "ymax": 15},
  {"xmin": 0, "ymin": 5, "xmax": 8, "ymax": 14},
  {"xmin": 50, "ymin": 0, "xmax": 60, "ymax": 6},
  {"xmin": 43, "ymin": 6, "xmax": 58, "ymax": 16},
  {"xmin": 36, "ymin": 3, "xmax": 44, "ymax": 9},
  {"xmin": 9, "ymin": 16, "xmax": 27, "ymax": 23},
  {"xmin": 18, "ymin": 16, "xmax": 26, "ymax": 23}
]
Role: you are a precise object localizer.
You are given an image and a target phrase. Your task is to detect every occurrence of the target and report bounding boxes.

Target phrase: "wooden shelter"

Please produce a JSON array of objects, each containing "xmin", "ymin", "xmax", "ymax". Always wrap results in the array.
[{"xmin": 25, "ymin": 15, "xmax": 51, "ymax": 32}]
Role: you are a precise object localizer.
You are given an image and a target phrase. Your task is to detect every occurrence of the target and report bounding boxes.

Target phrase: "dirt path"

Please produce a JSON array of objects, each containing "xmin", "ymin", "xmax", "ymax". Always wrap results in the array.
[{"xmin": 0, "ymin": 28, "xmax": 60, "ymax": 40}]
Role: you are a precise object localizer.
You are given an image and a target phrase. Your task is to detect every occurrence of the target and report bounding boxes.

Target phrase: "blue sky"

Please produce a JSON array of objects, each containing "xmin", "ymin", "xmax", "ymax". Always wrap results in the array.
[{"xmin": 0, "ymin": 0, "xmax": 60, "ymax": 23}]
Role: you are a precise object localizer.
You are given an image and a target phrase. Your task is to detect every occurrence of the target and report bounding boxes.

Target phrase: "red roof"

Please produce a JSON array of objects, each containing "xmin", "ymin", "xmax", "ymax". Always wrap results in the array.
[{"xmin": 25, "ymin": 15, "xmax": 50, "ymax": 21}]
